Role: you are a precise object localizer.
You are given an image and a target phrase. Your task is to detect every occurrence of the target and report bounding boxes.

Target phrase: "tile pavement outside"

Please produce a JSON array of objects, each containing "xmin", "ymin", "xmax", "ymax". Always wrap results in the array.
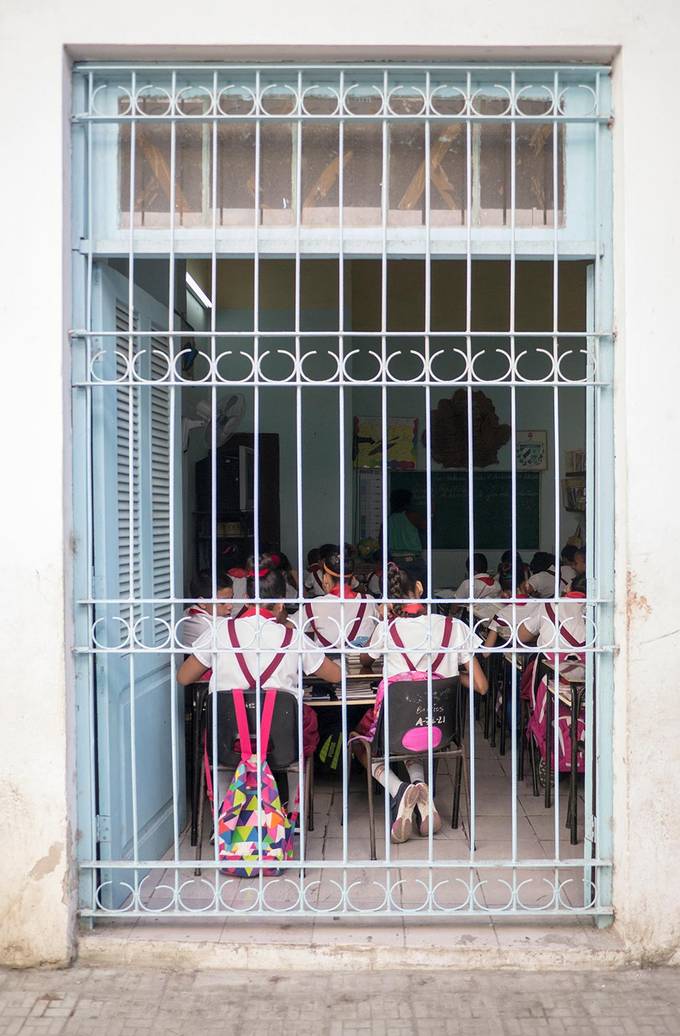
[{"xmin": 2, "ymin": 965, "xmax": 680, "ymax": 1035}]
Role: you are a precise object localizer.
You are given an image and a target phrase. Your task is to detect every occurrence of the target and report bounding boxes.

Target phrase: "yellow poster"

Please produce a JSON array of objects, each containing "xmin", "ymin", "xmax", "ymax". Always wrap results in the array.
[{"xmin": 353, "ymin": 416, "xmax": 418, "ymax": 470}]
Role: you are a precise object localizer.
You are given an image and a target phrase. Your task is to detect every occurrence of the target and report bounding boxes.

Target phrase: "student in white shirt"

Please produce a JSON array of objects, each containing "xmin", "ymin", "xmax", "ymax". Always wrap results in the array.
[
  {"xmin": 177, "ymin": 571, "xmax": 234, "ymax": 650},
  {"xmin": 303, "ymin": 547, "xmax": 326, "ymax": 598},
  {"xmin": 527, "ymin": 551, "xmax": 562, "ymax": 598},
  {"xmin": 484, "ymin": 569, "xmax": 538, "ymax": 650},
  {"xmin": 518, "ymin": 574, "xmax": 587, "ymax": 683},
  {"xmin": 177, "ymin": 555, "xmax": 341, "ymax": 779},
  {"xmin": 454, "ymin": 552, "xmax": 501, "ymax": 623},
  {"xmin": 559, "ymin": 545, "xmax": 578, "ymax": 590},
  {"xmin": 351, "ymin": 563, "xmax": 488, "ymax": 845},
  {"xmin": 298, "ymin": 550, "xmax": 378, "ymax": 649}
]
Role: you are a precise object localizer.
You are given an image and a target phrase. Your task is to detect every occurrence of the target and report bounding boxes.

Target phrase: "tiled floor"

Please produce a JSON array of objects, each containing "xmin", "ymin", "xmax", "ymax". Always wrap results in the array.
[{"xmin": 103, "ymin": 717, "xmax": 595, "ymax": 927}]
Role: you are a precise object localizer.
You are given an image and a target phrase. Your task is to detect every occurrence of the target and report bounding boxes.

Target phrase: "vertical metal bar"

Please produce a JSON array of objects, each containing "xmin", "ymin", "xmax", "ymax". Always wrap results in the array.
[
  {"xmin": 551, "ymin": 70, "xmax": 562, "ymax": 874},
  {"xmin": 293, "ymin": 70, "xmax": 307, "ymax": 884},
  {"xmin": 424, "ymin": 72, "xmax": 435, "ymax": 907},
  {"xmin": 338, "ymin": 70, "xmax": 350, "ymax": 892},
  {"xmin": 584, "ymin": 261, "xmax": 596, "ymax": 905},
  {"xmin": 380, "ymin": 69, "xmax": 392, "ymax": 883},
  {"xmin": 127, "ymin": 71, "xmax": 140, "ymax": 890},
  {"xmin": 85, "ymin": 71, "xmax": 97, "ymax": 912},
  {"xmin": 209, "ymin": 70, "xmax": 220, "ymax": 899},
  {"xmin": 167, "ymin": 70, "xmax": 180, "ymax": 887},
  {"xmin": 465, "ymin": 71, "xmax": 477, "ymax": 879},
  {"xmin": 509, "ymin": 71, "xmax": 518, "ymax": 886},
  {"xmin": 252, "ymin": 70, "xmax": 264, "ymax": 905}
]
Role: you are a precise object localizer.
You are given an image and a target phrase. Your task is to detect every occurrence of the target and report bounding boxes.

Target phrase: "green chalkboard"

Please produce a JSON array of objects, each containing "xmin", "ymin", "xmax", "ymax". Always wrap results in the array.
[{"xmin": 390, "ymin": 470, "xmax": 540, "ymax": 550}]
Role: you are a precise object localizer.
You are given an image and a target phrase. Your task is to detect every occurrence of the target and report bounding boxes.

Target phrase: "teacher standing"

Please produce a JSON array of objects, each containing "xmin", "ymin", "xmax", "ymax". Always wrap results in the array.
[{"xmin": 387, "ymin": 489, "xmax": 428, "ymax": 592}]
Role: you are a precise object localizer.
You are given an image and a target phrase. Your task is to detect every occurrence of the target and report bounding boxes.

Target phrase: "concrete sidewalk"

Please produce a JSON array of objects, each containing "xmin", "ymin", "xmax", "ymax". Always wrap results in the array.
[{"xmin": 2, "ymin": 964, "xmax": 680, "ymax": 1035}]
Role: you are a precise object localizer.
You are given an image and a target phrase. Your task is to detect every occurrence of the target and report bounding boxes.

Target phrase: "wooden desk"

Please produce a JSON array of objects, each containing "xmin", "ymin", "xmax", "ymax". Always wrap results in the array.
[{"xmin": 303, "ymin": 671, "xmax": 377, "ymax": 708}]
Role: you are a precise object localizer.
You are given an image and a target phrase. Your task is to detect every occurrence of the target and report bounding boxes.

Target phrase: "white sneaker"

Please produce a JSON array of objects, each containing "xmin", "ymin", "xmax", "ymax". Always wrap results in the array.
[
  {"xmin": 413, "ymin": 781, "xmax": 442, "ymax": 837},
  {"xmin": 390, "ymin": 782, "xmax": 419, "ymax": 843}
]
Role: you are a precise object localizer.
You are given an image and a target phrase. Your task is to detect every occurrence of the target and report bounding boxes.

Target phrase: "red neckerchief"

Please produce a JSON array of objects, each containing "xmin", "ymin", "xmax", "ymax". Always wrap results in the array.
[
  {"xmin": 328, "ymin": 584, "xmax": 359, "ymax": 600},
  {"xmin": 477, "ymin": 574, "xmax": 495, "ymax": 587},
  {"xmin": 228, "ymin": 567, "xmax": 249, "ymax": 579},
  {"xmin": 564, "ymin": 591, "xmax": 586, "ymax": 599},
  {"xmin": 401, "ymin": 603, "xmax": 425, "ymax": 615},
  {"xmin": 238, "ymin": 606, "xmax": 277, "ymax": 620},
  {"xmin": 187, "ymin": 604, "xmax": 210, "ymax": 616}
]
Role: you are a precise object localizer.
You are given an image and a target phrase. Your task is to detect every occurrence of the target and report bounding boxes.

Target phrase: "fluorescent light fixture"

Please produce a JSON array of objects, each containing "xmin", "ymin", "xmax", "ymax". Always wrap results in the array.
[{"xmin": 186, "ymin": 272, "xmax": 213, "ymax": 309}]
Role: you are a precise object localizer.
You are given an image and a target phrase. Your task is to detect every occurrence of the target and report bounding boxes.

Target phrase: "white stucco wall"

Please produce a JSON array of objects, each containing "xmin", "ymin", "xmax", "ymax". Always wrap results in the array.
[{"xmin": 1, "ymin": 0, "xmax": 679, "ymax": 966}]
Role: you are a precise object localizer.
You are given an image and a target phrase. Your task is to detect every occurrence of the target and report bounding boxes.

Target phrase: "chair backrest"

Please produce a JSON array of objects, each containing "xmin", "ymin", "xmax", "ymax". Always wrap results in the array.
[
  {"xmin": 206, "ymin": 689, "xmax": 300, "ymax": 770},
  {"xmin": 373, "ymin": 677, "xmax": 462, "ymax": 757}
]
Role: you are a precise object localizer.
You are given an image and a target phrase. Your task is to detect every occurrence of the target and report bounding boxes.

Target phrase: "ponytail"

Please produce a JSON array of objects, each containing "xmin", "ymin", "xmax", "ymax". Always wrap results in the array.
[{"xmin": 387, "ymin": 562, "xmax": 418, "ymax": 617}]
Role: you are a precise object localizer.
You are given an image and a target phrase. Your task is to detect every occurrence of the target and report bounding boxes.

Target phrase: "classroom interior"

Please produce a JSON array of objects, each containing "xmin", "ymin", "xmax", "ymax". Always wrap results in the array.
[
  {"xmin": 109, "ymin": 254, "xmax": 587, "ymax": 583},
  {"xmin": 99, "ymin": 253, "xmax": 592, "ymax": 914}
]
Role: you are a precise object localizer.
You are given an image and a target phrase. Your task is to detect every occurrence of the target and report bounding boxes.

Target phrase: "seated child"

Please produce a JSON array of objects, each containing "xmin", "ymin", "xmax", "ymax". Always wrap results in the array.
[
  {"xmin": 518, "ymin": 573, "xmax": 587, "ymax": 683},
  {"xmin": 559, "ymin": 544, "xmax": 578, "ymax": 589},
  {"xmin": 177, "ymin": 553, "xmax": 342, "ymax": 806},
  {"xmin": 271, "ymin": 550, "xmax": 299, "ymax": 609},
  {"xmin": 484, "ymin": 569, "xmax": 538, "ymax": 650},
  {"xmin": 352, "ymin": 563, "xmax": 488, "ymax": 844},
  {"xmin": 223, "ymin": 543, "xmax": 250, "ymax": 617},
  {"xmin": 303, "ymin": 547, "xmax": 325, "ymax": 598},
  {"xmin": 366, "ymin": 549, "xmax": 384, "ymax": 599},
  {"xmin": 496, "ymin": 549, "xmax": 526, "ymax": 585},
  {"xmin": 299, "ymin": 549, "xmax": 378, "ymax": 649},
  {"xmin": 573, "ymin": 546, "xmax": 586, "ymax": 577},
  {"xmin": 454, "ymin": 552, "xmax": 501, "ymax": 622},
  {"xmin": 179, "ymin": 570, "xmax": 233, "ymax": 650},
  {"xmin": 527, "ymin": 551, "xmax": 560, "ymax": 598}
]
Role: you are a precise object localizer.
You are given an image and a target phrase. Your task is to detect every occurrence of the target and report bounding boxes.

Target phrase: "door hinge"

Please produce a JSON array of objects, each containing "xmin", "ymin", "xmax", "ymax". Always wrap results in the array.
[
  {"xmin": 95, "ymin": 814, "xmax": 111, "ymax": 844},
  {"xmin": 587, "ymin": 815, "xmax": 597, "ymax": 843}
]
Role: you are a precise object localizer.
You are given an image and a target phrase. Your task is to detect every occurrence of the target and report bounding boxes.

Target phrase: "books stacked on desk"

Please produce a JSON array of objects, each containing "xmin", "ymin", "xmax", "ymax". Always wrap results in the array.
[{"xmin": 344, "ymin": 653, "xmax": 364, "ymax": 674}]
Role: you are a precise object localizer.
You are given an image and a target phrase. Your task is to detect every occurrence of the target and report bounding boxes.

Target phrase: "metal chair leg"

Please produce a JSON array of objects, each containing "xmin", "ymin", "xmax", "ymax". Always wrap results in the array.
[
  {"xmin": 452, "ymin": 753, "xmax": 463, "ymax": 829},
  {"xmin": 544, "ymin": 689, "xmax": 553, "ymax": 809},
  {"xmin": 194, "ymin": 761, "xmax": 206, "ymax": 876},
  {"xmin": 498, "ymin": 674, "xmax": 507, "ymax": 757},
  {"xmin": 518, "ymin": 698, "xmax": 526, "ymax": 783},
  {"xmin": 529, "ymin": 732, "xmax": 541, "ymax": 797},
  {"xmin": 190, "ymin": 686, "xmax": 204, "ymax": 846},
  {"xmin": 306, "ymin": 754, "xmax": 315, "ymax": 833},
  {"xmin": 461, "ymin": 746, "xmax": 473, "ymax": 848},
  {"xmin": 366, "ymin": 745, "xmax": 376, "ymax": 861}
]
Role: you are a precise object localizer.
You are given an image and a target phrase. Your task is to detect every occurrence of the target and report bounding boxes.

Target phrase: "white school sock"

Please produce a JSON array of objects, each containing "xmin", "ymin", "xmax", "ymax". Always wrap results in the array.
[
  {"xmin": 404, "ymin": 758, "xmax": 425, "ymax": 785},
  {"xmin": 371, "ymin": 761, "xmax": 402, "ymax": 798}
]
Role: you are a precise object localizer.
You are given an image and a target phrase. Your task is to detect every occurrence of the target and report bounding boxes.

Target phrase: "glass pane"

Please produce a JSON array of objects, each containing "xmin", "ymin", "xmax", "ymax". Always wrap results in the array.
[
  {"xmin": 260, "ymin": 119, "xmax": 294, "ymax": 226},
  {"xmin": 301, "ymin": 123, "xmax": 340, "ymax": 226},
  {"xmin": 388, "ymin": 123, "xmax": 425, "ymax": 227},
  {"xmin": 344, "ymin": 117, "xmax": 382, "ymax": 227},
  {"xmin": 217, "ymin": 122, "xmax": 256, "ymax": 226}
]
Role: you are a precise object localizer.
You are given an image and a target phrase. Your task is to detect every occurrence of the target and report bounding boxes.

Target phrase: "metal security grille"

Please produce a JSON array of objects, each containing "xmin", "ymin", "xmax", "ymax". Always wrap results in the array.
[{"xmin": 71, "ymin": 63, "xmax": 614, "ymax": 921}]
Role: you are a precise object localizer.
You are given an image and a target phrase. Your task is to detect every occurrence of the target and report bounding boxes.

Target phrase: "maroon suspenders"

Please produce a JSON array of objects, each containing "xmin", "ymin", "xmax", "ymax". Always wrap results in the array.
[{"xmin": 388, "ymin": 615, "xmax": 453, "ymax": 673}]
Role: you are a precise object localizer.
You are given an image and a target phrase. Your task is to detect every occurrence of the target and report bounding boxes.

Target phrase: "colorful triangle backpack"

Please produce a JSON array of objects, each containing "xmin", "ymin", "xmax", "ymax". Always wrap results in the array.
[{"xmin": 216, "ymin": 624, "xmax": 296, "ymax": 878}]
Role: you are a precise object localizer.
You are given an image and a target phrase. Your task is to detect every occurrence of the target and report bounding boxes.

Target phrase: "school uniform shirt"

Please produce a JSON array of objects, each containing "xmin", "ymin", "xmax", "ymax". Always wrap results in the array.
[
  {"xmin": 366, "ymin": 571, "xmax": 382, "ymax": 598},
  {"xmin": 454, "ymin": 573, "xmax": 501, "ymax": 621},
  {"xmin": 303, "ymin": 565, "xmax": 326, "ymax": 598},
  {"xmin": 520, "ymin": 593, "xmax": 587, "ymax": 683},
  {"xmin": 178, "ymin": 605, "xmax": 213, "ymax": 649},
  {"xmin": 560, "ymin": 564, "xmax": 577, "ymax": 588},
  {"xmin": 226, "ymin": 571, "xmax": 248, "ymax": 617},
  {"xmin": 366, "ymin": 613, "xmax": 482, "ymax": 679},
  {"xmin": 192, "ymin": 609, "xmax": 324, "ymax": 697},
  {"xmin": 487, "ymin": 596, "xmax": 540, "ymax": 641},
  {"xmin": 297, "ymin": 587, "xmax": 378, "ymax": 648},
  {"xmin": 527, "ymin": 568, "xmax": 562, "ymax": 598}
]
